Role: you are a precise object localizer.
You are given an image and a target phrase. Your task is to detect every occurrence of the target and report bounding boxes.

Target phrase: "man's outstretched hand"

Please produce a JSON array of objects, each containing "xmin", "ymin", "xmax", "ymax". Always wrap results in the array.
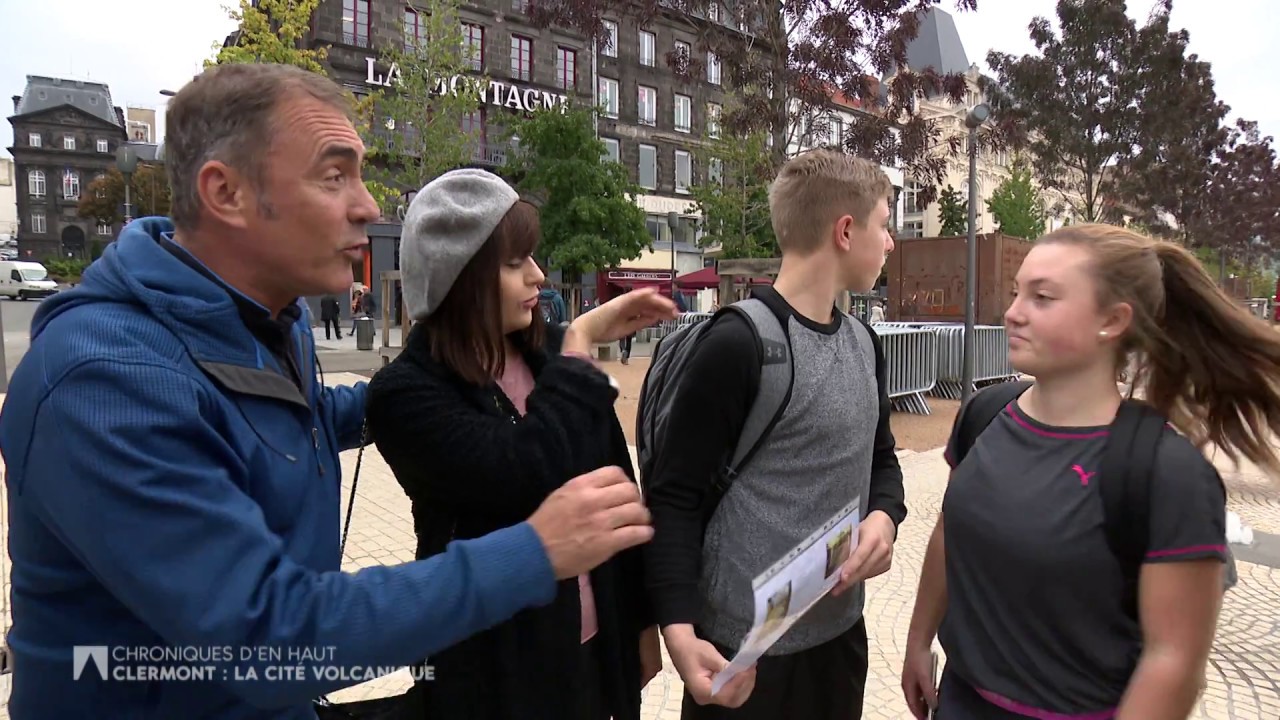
[{"xmin": 527, "ymin": 466, "xmax": 653, "ymax": 579}]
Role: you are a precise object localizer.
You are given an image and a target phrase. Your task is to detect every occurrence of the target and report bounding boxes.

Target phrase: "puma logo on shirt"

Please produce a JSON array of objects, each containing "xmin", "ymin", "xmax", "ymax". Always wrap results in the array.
[{"xmin": 1071, "ymin": 464, "xmax": 1096, "ymax": 487}]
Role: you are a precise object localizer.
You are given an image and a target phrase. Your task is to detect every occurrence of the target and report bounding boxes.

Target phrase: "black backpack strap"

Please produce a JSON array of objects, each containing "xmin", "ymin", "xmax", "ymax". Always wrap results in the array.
[
  {"xmin": 705, "ymin": 298, "xmax": 794, "ymax": 516},
  {"xmin": 951, "ymin": 380, "xmax": 1032, "ymax": 468},
  {"xmin": 1100, "ymin": 400, "xmax": 1165, "ymax": 618}
]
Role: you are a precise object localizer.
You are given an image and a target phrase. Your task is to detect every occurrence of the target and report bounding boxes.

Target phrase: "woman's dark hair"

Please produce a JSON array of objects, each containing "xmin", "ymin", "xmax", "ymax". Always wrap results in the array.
[
  {"xmin": 1042, "ymin": 223, "xmax": 1280, "ymax": 476},
  {"xmin": 424, "ymin": 200, "xmax": 545, "ymax": 385}
]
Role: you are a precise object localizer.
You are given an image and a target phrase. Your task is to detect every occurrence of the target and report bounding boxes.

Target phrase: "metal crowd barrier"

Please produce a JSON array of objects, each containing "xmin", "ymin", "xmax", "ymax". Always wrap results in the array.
[
  {"xmin": 923, "ymin": 324, "xmax": 1018, "ymax": 398},
  {"xmin": 654, "ymin": 312, "xmax": 715, "ymax": 340},
  {"xmin": 870, "ymin": 326, "xmax": 938, "ymax": 415}
]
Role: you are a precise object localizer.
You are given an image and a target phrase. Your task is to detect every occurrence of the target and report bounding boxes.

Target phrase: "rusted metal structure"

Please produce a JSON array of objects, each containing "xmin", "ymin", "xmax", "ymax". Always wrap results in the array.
[{"xmin": 885, "ymin": 233, "xmax": 1032, "ymax": 326}]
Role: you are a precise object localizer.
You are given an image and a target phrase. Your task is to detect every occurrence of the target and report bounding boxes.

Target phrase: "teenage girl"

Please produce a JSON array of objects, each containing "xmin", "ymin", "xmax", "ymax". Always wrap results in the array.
[{"xmin": 901, "ymin": 224, "xmax": 1280, "ymax": 719}]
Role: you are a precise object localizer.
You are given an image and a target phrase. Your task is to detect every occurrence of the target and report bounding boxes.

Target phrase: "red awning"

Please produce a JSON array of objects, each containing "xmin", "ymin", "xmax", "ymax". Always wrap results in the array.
[{"xmin": 676, "ymin": 267, "xmax": 721, "ymax": 290}]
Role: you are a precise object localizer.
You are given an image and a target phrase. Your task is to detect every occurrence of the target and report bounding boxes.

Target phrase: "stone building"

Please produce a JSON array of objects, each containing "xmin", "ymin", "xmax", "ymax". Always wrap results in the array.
[{"xmin": 7, "ymin": 76, "xmax": 129, "ymax": 260}]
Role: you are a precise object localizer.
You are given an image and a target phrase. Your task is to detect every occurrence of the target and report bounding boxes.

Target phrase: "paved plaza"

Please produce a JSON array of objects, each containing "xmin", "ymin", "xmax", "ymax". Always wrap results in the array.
[{"xmin": 0, "ymin": 372, "xmax": 1278, "ymax": 718}]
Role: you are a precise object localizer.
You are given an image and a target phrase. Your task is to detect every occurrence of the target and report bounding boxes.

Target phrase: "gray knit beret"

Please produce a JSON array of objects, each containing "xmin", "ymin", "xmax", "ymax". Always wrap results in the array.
[{"xmin": 399, "ymin": 168, "xmax": 520, "ymax": 320}]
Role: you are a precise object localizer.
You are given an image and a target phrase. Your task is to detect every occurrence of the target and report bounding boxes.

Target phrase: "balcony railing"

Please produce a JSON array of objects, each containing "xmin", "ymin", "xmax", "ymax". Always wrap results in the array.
[{"xmin": 342, "ymin": 31, "xmax": 371, "ymax": 48}]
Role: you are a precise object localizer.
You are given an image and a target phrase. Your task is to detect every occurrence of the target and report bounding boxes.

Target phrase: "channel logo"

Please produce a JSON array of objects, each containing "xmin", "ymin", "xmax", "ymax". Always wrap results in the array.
[{"xmin": 73, "ymin": 646, "xmax": 109, "ymax": 680}]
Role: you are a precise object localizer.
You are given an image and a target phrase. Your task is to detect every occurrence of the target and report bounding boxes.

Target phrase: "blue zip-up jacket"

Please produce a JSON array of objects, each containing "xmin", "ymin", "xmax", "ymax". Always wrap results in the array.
[{"xmin": 0, "ymin": 218, "xmax": 557, "ymax": 719}]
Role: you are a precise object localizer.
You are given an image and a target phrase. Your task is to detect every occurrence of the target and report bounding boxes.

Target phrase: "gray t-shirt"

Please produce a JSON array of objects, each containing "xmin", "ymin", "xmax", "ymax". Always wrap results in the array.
[{"xmin": 939, "ymin": 397, "xmax": 1227, "ymax": 717}]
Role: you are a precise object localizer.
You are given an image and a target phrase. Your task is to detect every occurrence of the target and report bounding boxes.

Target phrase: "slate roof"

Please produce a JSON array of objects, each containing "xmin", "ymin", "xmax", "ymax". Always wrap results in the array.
[
  {"xmin": 12, "ymin": 75, "xmax": 122, "ymax": 127},
  {"xmin": 903, "ymin": 7, "xmax": 972, "ymax": 78}
]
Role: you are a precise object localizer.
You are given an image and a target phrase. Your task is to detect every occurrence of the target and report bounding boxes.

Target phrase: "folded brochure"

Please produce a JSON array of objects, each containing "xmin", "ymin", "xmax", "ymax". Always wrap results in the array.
[{"xmin": 710, "ymin": 497, "xmax": 861, "ymax": 696}]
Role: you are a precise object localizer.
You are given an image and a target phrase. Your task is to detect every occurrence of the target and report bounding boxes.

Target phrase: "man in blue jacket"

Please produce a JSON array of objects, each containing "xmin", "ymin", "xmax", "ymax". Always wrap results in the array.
[{"xmin": 0, "ymin": 63, "xmax": 655, "ymax": 719}]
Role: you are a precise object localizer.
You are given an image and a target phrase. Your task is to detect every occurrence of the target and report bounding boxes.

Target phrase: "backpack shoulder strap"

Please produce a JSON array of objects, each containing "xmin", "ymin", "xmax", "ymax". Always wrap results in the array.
[
  {"xmin": 951, "ymin": 380, "xmax": 1033, "ymax": 468},
  {"xmin": 721, "ymin": 297, "xmax": 794, "ymax": 477},
  {"xmin": 1101, "ymin": 399, "xmax": 1165, "ymax": 616}
]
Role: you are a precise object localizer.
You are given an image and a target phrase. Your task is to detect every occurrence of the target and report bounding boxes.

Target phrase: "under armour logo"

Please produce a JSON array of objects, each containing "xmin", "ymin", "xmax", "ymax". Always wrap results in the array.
[
  {"xmin": 1071, "ymin": 464, "xmax": 1096, "ymax": 487},
  {"xmin": 73, "ymin": 646, "xmax": 108, "ymax": 680}
]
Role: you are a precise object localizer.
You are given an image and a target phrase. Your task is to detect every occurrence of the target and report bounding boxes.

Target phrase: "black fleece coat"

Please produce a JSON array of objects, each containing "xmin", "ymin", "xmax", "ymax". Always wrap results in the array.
[{"xmin": 364, "ymin": 322, "xmax": 651, "ymax": 720}]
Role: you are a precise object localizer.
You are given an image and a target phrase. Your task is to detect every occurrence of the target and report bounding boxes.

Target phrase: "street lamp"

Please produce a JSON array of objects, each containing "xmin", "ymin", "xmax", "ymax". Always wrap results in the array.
[
  {"xmin": 961, "ymin": 103, "xmax": 990, "ymax": 406},
  {"xmin": 115, "ymin": 145, "xmax": 139, "ymax": 225},
  {"xmin": 667, "ymin": 211, "xmax": 680, "ymax": 304}
]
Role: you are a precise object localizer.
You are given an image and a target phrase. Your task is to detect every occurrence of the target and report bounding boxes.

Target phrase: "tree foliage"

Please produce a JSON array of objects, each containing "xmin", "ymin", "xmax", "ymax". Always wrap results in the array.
[
  {"xmin": 528, "ymin": 0, "xmax": 982, "ymax": 204},
  {"xmin": 500, "ymin": 105, "xmax": 651, "ymax": 276},
  {"xmin": 209, "ymin": 0, "xmax": 328, "ymax": 72},
  {"xmin": 986, "ymin": 158, "xmax": 1046, "ymax": 239},
  {"xmin": 361, "ymin": 0, "xmax": 484, "ymax": 213},
  {"xmin": 77, "ymin": 165, "xmax": 173, "ymax": 225},
  {"xmin": 1194, "ymin": 120, "xmax": 1280, "ymax": 260},
  {"xmin": 688, "ymin": 125, "xmax": 777, "ymax": 259},
  {"xmin": 1107, "ymin": 15, "xmax": 1228, "ymax": 240},
  {"xmin": 936, "ymin": 185, "xmax": 967, "ymax": 236},
  {"xmin": 987, "ymin": 0, "xmax": 1232, "ymax": 227}
]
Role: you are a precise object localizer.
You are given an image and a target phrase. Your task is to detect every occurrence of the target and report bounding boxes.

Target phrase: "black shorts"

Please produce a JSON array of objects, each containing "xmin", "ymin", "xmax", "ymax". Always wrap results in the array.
[{"xmin": 681, "ymin": 618, "xmax": 869, "ymax": 720}]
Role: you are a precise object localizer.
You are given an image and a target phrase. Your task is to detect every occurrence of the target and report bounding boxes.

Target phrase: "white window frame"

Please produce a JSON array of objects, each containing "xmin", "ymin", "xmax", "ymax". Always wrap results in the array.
[
  {"xmin": 638, "ymin": 144, "xmax": 657, "ymax": 190},
  {"xmin": 97, "ymin": 139, "xmax": 109, "ymax": 153},
  {"xmin": 602, "ymin": 137, "xmax": 620, "ymax": 163},
  {"xmin": 707, "ymin": 52, "xmax": 721, "ymax": 84},
  {"xmin": 602, "ymin": 20, "xmax": 618, "ymax": 57},
  {"xmin": 674, "ymin": 94, "xmax": 692, "ymax": 133},
  {"xmin": 639, "ymin": 30, "xmax": 655, "ymax": 66},
  {"xmin": 97, "ymin": 222, "xmax": 112, "ymax": 236},
  {"xmin": 28, "ymin": 133, "xmax": 40, "ymax": 147},
  {"xmin": 63, "ymin": 170, "xmax": 80, "ymax": 199},
  {"xmin": 638, "ymin": 85, "xmax": 657, "ymax": 126},
  {"xmin": 599, "ymin": 77, "xmax": 619, "ymax": 118},
  {"xmin": 707, "ymin": 103, "xmax": 722, "ymax": 138},
  {"xmin": 675, "ymin": 150, "xmax": 691, "ymax": 194},
  {"xmin": 63, "ymin": 135, "xmax": 75, "ymax": 150},
  {"xmin": 28, "ymin": 170, "xmax": 45, "ymax": 197},
  {"xmin": 30, "ymin": 211, "xmax": 46, "ymax": 234}
]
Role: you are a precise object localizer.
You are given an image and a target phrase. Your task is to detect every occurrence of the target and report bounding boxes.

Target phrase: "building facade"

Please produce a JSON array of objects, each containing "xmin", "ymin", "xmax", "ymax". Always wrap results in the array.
[
  {"xmin": 897, "ymin": 8, "xmax": 1076, "ymax": 240},
  {"xmin": 7, "ymin": 76, "xmax": 129, "ymax": 260}
]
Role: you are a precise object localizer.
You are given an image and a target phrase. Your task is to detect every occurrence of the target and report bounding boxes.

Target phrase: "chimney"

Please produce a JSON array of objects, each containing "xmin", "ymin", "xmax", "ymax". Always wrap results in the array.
[{"xmin": 11, "ymin": 95, "xmax": 20, "ymax": 113}]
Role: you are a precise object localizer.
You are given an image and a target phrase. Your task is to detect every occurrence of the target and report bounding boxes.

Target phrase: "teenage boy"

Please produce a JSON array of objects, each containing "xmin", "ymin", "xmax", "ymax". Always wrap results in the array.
[{"xmin": 643, "ymin": 149, "xmax": 907, "ymax": 719}]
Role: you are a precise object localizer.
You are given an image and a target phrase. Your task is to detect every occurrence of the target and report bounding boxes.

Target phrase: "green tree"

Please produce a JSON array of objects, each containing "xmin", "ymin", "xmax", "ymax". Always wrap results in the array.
[
  {"xmin": 78, "ymin": 165, "xmax": 173, "ymax": 225},
  {"xmin": 360, "ymin": 0, "xmax": 486, "ymax": 215},
  {"xmin": 936, "ymin": 185, "xmax": 967, "ymax": 236},
  {"xmin": 986, "ymin": 159, "xmax": 1046, "ymax": 239},
  {"xmin": 209, "ymin": 0, "xmax": 328, "ymax": 72},
  {"xmin": 500, "ymin": 104, "xmax": 650, "ymax": 277},
  {"xmin": 688, "ymin": 128, "xmax": 777, "ymax": 259}
]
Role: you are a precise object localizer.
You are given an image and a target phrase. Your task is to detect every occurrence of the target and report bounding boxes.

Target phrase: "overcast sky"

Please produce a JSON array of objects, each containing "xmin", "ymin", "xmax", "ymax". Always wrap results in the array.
[{"xmin": 1, "ymin": 0, "xmax": 1273, "ymax": 158}]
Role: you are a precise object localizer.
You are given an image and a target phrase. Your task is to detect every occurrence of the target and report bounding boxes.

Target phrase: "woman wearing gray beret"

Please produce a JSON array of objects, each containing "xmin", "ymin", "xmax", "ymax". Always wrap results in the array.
[{"xmin": 366, "ymin": 169, "xmax": 677, "ymax": 720}]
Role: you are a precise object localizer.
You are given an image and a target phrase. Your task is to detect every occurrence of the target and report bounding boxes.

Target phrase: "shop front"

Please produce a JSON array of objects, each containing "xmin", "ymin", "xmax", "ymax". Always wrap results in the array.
[{"xmin": 596, "ymin": 269, "xmax": 677, "ymax": 303}]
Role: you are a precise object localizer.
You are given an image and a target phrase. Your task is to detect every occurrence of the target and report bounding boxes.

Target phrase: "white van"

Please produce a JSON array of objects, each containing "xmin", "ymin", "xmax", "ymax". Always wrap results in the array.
[{"xmin": 0, "ymin": 261, "xmax": 59, "ymax": 300}]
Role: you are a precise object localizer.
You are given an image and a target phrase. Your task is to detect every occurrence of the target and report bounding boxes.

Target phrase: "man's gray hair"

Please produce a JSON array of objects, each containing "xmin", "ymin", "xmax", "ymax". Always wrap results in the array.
[{"xmin": 164, "ymin": 63, "xmax": 357, "ymax": 229}]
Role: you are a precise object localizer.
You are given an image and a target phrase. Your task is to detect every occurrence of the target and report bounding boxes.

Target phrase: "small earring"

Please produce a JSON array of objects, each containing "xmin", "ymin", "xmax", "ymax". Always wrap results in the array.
[{"xmin": 1098, "ymin": 331, "xmax": 1108, "ymax": 338}]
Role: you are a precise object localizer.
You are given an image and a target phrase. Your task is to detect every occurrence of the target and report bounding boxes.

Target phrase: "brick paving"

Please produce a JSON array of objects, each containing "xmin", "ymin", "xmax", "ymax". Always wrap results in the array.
[{"xmin": 1, "ymin": 372, "xmax": 1278, "ymax": 718}]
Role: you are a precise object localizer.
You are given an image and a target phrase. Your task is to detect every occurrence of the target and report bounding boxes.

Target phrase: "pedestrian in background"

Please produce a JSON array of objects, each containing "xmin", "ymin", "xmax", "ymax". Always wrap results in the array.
[{"xmin": 320, "ymin": 293, "xmax": 343, "ymax": 339}]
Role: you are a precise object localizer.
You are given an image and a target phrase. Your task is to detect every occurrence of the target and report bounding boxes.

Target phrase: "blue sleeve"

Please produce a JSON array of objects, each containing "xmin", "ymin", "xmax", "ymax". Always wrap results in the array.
[
  {"xmin": 324, "ymin": 380, "xmax": 368, "ymax": 450},
  {"xmin": 21, "ymin": 360, "xmax": 556, "ymax": 707}
]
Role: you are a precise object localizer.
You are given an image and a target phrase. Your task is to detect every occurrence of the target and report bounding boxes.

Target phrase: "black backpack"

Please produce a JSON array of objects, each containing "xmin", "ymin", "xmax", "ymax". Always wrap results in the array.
[
  {"xmin": 635, "ymin": 298, "xmax": 794, "ymax": 527},
  {"xmin": 952, "ymin": 380, "xmax": 1237, "ymax": 618}
]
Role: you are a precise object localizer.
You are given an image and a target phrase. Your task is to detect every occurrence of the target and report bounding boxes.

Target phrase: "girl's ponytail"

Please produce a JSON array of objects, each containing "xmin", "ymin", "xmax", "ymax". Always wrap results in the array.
[{"xmin": 1043, "ymin": 225, "xmax": 1280, "ymax": 477}]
